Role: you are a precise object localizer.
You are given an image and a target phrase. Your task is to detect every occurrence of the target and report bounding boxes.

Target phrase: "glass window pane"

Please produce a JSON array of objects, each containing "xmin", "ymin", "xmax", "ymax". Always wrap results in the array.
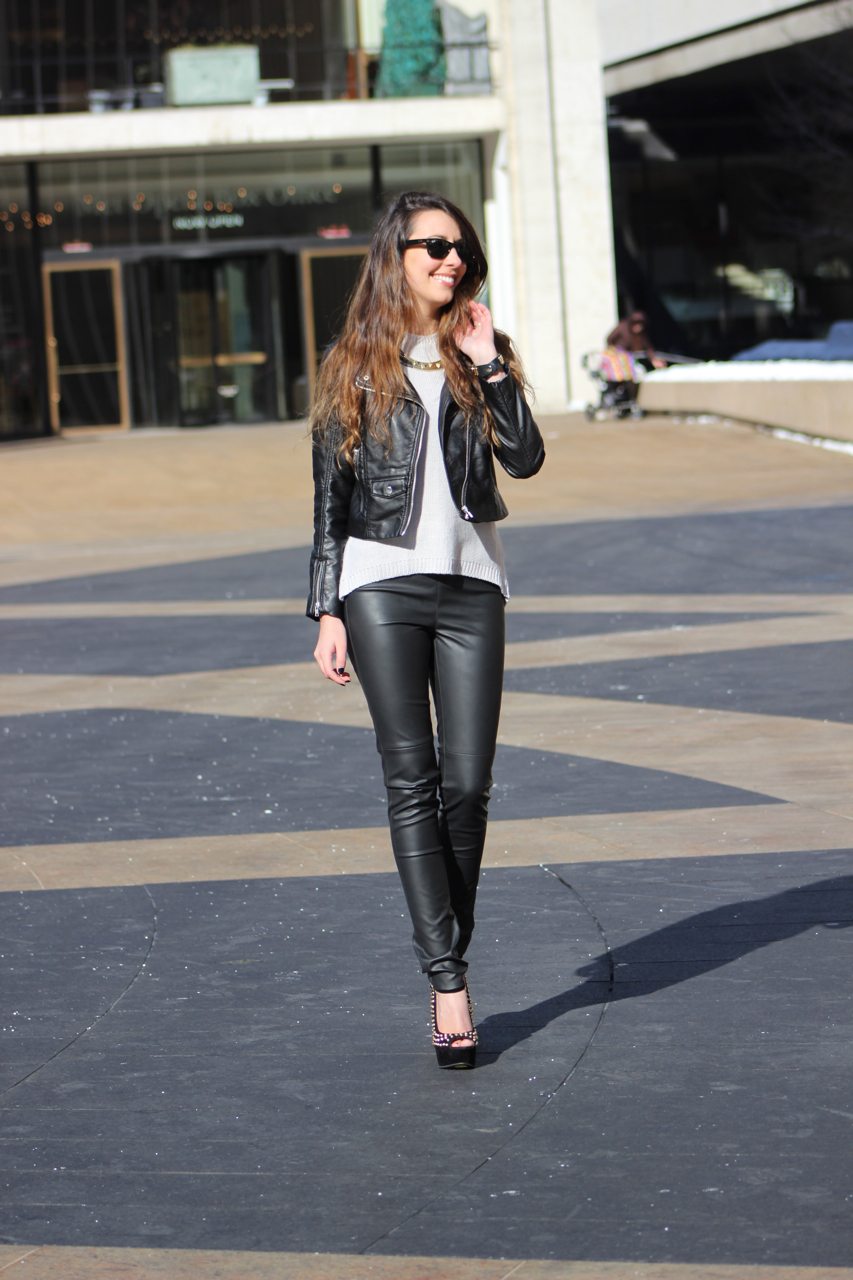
[
  {"xmin": 0, "ymin": 164, "xmax": 43, "ymax": 437},
  {"xmin": 380, "ymin": 141, "xmax": 483, "ymax": 234},
  {"xmin": 38, "ymin": 147, "xmax": 375, "ymax": 250},
  {"xmin": 56, "ymin": 370, "xmax": 120, "ymax": 428}
]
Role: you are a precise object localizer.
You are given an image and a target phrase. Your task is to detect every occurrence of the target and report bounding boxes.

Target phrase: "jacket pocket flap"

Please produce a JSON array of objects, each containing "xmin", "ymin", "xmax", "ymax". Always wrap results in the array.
[{"xmin": 370, "ymin": 474, "xmax": 407, "ymax": 498}]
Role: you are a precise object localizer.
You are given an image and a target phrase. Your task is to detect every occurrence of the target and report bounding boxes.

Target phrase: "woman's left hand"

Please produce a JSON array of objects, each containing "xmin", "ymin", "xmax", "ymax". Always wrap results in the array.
[{"xmin": 455, "ymin": 300, "xmax": 499, "ymax": 366}]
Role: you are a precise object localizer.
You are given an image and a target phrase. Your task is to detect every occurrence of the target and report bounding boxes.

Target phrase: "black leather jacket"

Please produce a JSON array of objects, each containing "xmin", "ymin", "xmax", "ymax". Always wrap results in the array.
[{"xmin": 307, "ymin": 371, "xmax": 545, "ymax": 619}]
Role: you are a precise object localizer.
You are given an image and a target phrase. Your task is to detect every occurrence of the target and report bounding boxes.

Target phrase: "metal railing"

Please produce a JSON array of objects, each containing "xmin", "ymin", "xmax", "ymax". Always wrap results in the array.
[{"xmin": 0, "ymin": 40, "xmax": 493, "ymax": 116}]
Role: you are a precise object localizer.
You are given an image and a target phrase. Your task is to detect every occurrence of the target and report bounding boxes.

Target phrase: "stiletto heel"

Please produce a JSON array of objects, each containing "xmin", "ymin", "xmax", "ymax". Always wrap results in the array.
[{"xmin": 431, "ymin": 982, "xmax": 478, "ymax": 1069}]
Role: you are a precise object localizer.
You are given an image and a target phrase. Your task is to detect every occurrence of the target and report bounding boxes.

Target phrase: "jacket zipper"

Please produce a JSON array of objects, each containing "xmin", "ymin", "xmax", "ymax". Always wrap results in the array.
[
  {"xmin": 460, "ymin": 420, "xmax": 474, "ymax": 519},
  {"xmin": 436, "ymin": 384, "xmax": 473, "ymax": 520},
  {"xmin": 399, "ymin": 401, "xmax": 427, "ymax": 536},
  {"xmin": 311, "ymin": 560, "xmax": 324, "ymax": 617}
]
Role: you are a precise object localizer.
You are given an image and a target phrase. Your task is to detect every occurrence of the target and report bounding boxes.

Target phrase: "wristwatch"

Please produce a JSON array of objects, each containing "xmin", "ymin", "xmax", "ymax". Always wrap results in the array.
[{"xmin": 475, "ymin": 354, "xmax": 506, "ymax": 380}]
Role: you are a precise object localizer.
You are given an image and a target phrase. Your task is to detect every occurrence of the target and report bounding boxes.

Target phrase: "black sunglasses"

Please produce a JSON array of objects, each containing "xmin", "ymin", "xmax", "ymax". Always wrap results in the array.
[{"xmin": 404, "ymin": 236, "xmax": 474, "ymax": 265}]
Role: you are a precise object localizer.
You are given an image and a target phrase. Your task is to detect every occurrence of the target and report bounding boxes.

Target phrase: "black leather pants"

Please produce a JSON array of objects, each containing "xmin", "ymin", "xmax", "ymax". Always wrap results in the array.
[{"xmin": 344, "ymin": 574, "xmax": 505, "ymax": 993}]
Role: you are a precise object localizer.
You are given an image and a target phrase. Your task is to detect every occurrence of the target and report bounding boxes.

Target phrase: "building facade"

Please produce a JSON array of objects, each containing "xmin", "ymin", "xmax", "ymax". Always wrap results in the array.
[
  {"xmin": 0, "ymin": 1, "xmax": 616, "ymax": 438},
  {"xmin": 601, "ymin": 0, "xmax": 853, "ymax": 359},
  {"xmin": 5, "ymin": 0, "xmax": 847, "ymax": 442}
]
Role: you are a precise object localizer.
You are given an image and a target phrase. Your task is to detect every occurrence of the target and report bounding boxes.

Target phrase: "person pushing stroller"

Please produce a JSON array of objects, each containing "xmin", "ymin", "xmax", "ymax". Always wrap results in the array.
[{"xmin": 583, "ymin": 310, "xmax": 666, "ymax": 420}]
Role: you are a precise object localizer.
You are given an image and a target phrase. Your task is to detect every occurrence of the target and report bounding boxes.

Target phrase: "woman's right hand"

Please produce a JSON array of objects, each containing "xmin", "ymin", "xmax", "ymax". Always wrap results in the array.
[{"xmin": 313, "ymin": 614, "xmax": 351, "ymax": 685}]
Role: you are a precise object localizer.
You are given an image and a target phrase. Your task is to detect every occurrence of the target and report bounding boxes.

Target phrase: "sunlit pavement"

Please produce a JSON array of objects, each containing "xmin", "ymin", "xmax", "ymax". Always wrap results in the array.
[{"xmin": 1, "ymin": 414, "xmax": 852, "ymax": 1280}]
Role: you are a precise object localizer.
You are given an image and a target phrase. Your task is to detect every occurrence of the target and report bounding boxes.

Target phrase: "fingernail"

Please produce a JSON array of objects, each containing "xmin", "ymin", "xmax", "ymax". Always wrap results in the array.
[{"xmin": 335, "ymin": 667, "xmax": 346, "ymax": 676}]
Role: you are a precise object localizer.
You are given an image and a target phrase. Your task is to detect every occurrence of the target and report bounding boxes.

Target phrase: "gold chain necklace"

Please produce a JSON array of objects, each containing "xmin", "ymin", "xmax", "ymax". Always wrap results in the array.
[{"xmin": 400, "ymin": 352, "xmax": 443, "ymax": 371}]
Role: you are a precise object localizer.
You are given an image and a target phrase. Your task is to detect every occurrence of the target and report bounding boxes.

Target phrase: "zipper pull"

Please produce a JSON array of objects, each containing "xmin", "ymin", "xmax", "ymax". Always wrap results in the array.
[{"xmin": 461, "ymin": 504, "xmax": 474, "ymax": 521}]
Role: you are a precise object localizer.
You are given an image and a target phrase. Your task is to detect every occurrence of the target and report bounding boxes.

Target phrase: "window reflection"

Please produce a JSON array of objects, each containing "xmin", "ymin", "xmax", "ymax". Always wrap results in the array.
[
  {"xmin": 0, "ymin": 140, "xmax": 485, "ymax": 435},
  {"xmin": 0, "ymin": 0, "xmax": 491, "ymax": 113},
  {"xmin": 37, "ymin": 149, "xmax": 375, "ymax": 250},
  {"xmin": 0, "ymin": 166, "xmax": 43, "ymax": 438},
  {"xmin": 608, "ymin": 31, "xmax": 853, "ymax": 360}
]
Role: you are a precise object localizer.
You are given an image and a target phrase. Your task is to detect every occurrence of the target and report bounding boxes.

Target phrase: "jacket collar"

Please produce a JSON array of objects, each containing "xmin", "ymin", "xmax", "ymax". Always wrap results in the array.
[{"xmin": 355, "ymin": 369, "xmax": 421, "ymax": 406}]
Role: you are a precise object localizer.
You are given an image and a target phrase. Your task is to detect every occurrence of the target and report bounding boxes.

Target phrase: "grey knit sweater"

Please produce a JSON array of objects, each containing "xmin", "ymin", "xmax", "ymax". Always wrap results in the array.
[{"xmin": 338, "ymin": 332, "xmax": 509, "ymax": 601}]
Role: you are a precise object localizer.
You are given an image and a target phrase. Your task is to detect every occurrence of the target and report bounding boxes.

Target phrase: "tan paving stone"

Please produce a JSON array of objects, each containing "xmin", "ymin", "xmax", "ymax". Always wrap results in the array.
[
  {"xmin": 2, "ymin": 593, "xmax": 850, "ymax": 621},
  {"xmin": 0, "ymin": 1248, "xmax": 851, "ymax": 1280},
  {"xmin": 503, "ymin": 609, "xmax": 853, "ymax": 670},
  {"xmin": 0, "ymin": 600, "xmax": 306, "ymax": 619},
  {"xmin": 497, "ymin": 693, "xmax": 853, "ymax": 816},
  {"xmin": 14, "ymin": 583, "xmax": 847, "ymax": 897},
  {"xmin": 2, "ymin": 804, "xmax": 850, "ymax": 894},
  {"xmin": 0, "ymin": 665, "xmax": 373, "ymax": 726},
  {"xmin": 489, "ymin": 805, "xmax": 853, "ymax": 863},
  {"xmin": 0, "ymin": 828, "xmax": 392, "ymax": 892},
  {"xmin": 0, "ymin": 424, "xmax": 311, "ymax": 549},
  {"xmin": 0, "ymin": 852, "xmax": 47, "ymax": 891},
  {"xmin": 0, "ymin": 530, "xmax": 294, "ymax": 589},
  {"xmin": 2, "ymin": 417, "xmax": 851, "ymax": 562},
  {"xmin": 2, "ymin": 411, "xmax": 852, "ymax": 1271},
  {"xmin": 505, "ymin": 416, "xmax": 853, "ymax": 523},
  {"xmin": 508, "ymin": 594, "xmax": 853, "ymax": 614},
  {"xmin": 3, "ymin": 594, "xmax": 852, "ymax": 682}
]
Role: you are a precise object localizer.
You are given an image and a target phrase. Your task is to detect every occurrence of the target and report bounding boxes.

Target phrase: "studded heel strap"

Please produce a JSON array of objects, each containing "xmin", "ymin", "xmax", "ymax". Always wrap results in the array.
[{"xmin": 430, "ymin": 984, "xmax": 479, "ymax": 1057}]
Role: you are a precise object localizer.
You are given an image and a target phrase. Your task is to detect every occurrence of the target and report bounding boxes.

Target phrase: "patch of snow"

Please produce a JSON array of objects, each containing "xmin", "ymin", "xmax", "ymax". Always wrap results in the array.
[{"xmin": 646, "ymin": 360, "xmax": 853, "ymax": 383}]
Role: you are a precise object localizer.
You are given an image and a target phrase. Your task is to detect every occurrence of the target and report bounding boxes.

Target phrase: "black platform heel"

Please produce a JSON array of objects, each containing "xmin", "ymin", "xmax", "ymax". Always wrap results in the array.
[{"xmin": 430, "ymin": 982, "xmax": 478, "ymax": 1070}]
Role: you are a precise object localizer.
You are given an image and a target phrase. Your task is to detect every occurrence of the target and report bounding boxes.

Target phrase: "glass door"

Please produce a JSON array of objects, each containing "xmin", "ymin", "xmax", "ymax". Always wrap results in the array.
[
  {"xmin": 42, "ymin": 261, "xmax": 129, "ymax": 432},
  {"xmin": 176, "ymin": 256, "xmax": 274, "ymax": 426},
  {"xmin": 300, "ymin": 246, "xmax": 369, "ymax": 405}
]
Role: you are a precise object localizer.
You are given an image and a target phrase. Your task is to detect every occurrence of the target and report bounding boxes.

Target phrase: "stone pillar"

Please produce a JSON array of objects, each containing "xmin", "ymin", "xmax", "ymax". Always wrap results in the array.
[{"xmin": 500, "ymin": 0, "xmax": 616, "ymax": 410}]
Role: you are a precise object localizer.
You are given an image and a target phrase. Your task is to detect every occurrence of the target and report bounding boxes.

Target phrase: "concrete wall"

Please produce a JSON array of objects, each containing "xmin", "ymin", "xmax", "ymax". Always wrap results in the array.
[
  {"xmin": 598, "ymin": 0, "xmax": 817, "ymax": 65},
  {"xmin": 499, "ymin": 0, "xmax": 616, "ymax": 410},
  {"xmin": 0, "ymin": 0, "xmax": 617, "ymax": 414},
  {"xmin": 601, "ymin": 0, "xmax": 853, "ymax": 92},
  {"xmin": 641, "ymin": 370, "xmax": 853, "ymax": 441},
  {"xmin": 0, "ymin": 97, "xmax": 505, "ymax": 161}
]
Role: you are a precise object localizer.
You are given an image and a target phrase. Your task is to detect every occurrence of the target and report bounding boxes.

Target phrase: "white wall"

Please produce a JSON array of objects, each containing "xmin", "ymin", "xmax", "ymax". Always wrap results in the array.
[
  {"xmin": 499, "ymin": 0, "xmax": 616, "ymax": 410},
  {"xmin": 598, "ymin": 0, "xmax": 823, "ymax": 65},
  {"xmin": 0, "ymin": 96, "xmax": 505, "ymax": 161}
]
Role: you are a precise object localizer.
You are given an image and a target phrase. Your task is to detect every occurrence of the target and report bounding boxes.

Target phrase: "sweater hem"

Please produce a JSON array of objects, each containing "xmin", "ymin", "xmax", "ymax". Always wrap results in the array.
[{"xmin": 340, "ymin": 558, "xmax": 510, "ymax": 601}]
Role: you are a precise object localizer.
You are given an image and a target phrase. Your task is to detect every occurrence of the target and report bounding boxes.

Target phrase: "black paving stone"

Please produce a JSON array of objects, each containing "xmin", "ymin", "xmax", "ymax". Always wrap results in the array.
[
  {"xmin": 0, "ymin": 615, "xmax": 313, "ymax": 676},
  {"xmin": 502, "ymin": 609, "xmax": 798, "ymax": 644},
  {"xmin": 504, "ymin": 639, "xmax": 853, "ymax": 722},
  {"xmin": 3, "ymin": 488, "xmax": 852, "ymax": 1265},
  {"xmin": 0, "ymin": 611, "xmax": 797, "ymax": 677},
  {"xmin": 501, "ymin": 506, "xmax": 853, "ymax": 595},
  {"xmin": 2, "ymin": 502, "xmax": 851, "ymax": 607},
  {"xmin": 0, "ymin": 709, "xmax": 776, "ymax": 847},
  {"xmin": 0, "ymin": 549, "xmax": 306, "ymax": 605},
  {"xmin": 0, "ymin": 866, "xmax": 602, "ymax": 1251},
  {"xmin": 0, "ymin": 851, "xmax": 850, "ymax": 1264}
]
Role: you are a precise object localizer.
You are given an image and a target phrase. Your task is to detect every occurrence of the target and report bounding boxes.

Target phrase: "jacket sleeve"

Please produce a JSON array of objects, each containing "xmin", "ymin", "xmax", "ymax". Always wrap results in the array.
[
  {"xmin": 306, "ymin": 419, "xmax": 356, "ymax": 620},
  {"xmin": 484, "ymin": 374, "xmax": 546, "ymax": 479}
]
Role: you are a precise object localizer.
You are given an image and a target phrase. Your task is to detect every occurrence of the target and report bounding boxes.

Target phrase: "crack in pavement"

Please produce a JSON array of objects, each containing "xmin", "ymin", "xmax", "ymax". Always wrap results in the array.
[
  {"xmin": 359, "ymin": 863, "xmax": 614, "ymax": 1256},
  {"xmin": 0, "ymin": 884, "xmax": 160, "ymax": 1098}
]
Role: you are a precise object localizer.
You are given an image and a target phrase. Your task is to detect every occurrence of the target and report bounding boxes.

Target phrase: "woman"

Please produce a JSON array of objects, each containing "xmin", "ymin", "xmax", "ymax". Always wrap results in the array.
[
  {"xmin": 606, "ymin": 309, "xmax": 655, "ymax": 356},
  {"xmin": 602, "ymin": 310, "xmax": 665, "ymax": 414},
  {"xmin": 308, "ymin": 191, "xmax": 544, "ymax": 1069}
]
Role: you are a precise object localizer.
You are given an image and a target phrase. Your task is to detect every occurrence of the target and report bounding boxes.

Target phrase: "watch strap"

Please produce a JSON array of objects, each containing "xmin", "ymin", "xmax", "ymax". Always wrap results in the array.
[{"xmin": 475, "ymin": 354, "xmax": 506, "ymax": 379}]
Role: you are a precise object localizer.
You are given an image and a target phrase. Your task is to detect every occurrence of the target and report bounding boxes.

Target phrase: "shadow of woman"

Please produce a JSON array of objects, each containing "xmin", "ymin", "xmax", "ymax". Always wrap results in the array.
[{"xmin": 477, "ymin": 872, "xmax": 853, "ymax": 1062}]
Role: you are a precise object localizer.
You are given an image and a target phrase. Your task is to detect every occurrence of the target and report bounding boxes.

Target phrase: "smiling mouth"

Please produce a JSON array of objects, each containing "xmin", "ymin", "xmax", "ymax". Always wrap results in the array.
[{"xmin": 432, "ymin": 273, "xmax": 457, "ymax": 286}]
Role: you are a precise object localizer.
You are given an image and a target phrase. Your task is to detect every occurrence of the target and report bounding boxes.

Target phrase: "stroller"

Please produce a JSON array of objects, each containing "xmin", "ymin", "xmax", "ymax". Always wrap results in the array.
[
  {"xmin": 582, "ymin": 346, "xmax": 648, "ymax": 421},
  {"xmin": 582, "ymin": 347, "xmax": 700, "ymax": 421}
]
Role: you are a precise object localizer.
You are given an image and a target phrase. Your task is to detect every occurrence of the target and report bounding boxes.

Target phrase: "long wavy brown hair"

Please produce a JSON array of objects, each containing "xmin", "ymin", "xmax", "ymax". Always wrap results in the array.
[{"xmin": 310, "ymin": 190, "xmax": 527, "ymax": 459}]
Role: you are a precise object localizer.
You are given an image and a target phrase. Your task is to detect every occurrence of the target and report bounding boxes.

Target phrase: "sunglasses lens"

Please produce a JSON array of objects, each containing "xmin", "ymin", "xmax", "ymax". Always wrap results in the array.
[
  {"xmin": 432, "ymin": 238, "xmax": 474, "ymax": 265},
  {"xmin": 406, "ymin": 237, "xmax": 475, "ymax": 266}
]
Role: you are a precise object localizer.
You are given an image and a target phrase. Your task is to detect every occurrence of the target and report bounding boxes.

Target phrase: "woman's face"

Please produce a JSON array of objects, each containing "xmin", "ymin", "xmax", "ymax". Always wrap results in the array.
[{"xmin": 403, "ymin": 209, "xmax": 467, "ymax": 327}]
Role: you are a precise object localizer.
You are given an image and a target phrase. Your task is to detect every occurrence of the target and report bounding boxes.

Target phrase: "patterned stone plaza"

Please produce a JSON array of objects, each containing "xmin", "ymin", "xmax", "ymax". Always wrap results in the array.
[{"xmin": 0, "ymin": 414, "xmax": 851, "ymax": 1279}]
